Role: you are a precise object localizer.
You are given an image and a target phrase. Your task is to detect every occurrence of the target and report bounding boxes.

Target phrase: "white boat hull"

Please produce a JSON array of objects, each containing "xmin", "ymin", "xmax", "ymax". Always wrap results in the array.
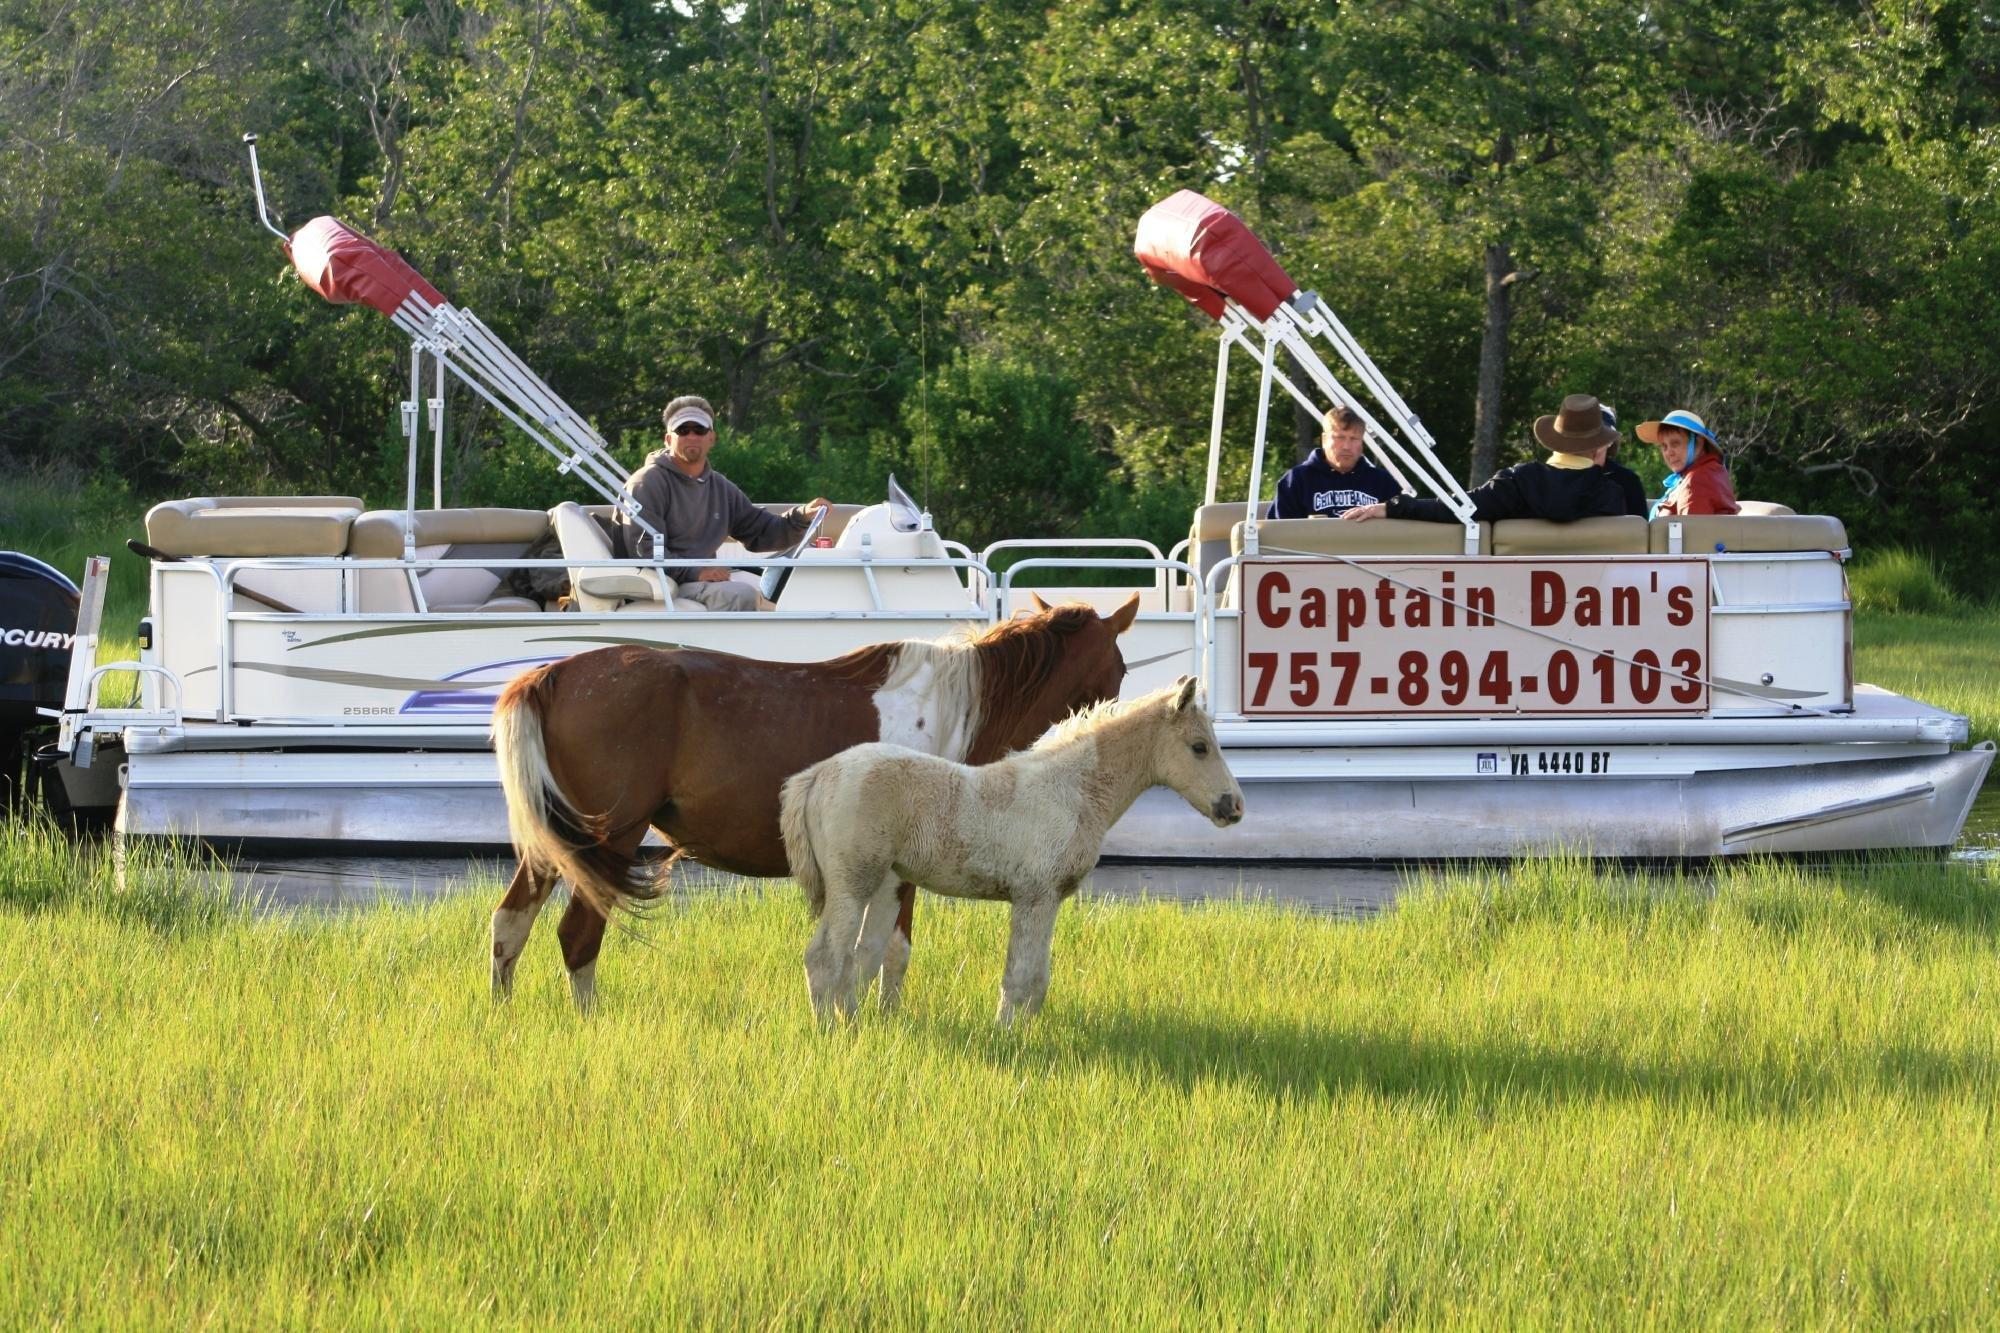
[{"xmin": 111, "ymin": 702, "xmax": 1992, "ymax": 861}]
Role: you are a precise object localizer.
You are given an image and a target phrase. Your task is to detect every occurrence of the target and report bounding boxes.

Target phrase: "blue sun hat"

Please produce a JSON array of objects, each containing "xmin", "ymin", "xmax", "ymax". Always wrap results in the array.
[
  {"xmin": 1636, "ymin": 409, "xmax": 1716, "ymax": 475},
  {"xmin": 1636, "ymin": 410, "xmax": 1715, "ymax": 448}
]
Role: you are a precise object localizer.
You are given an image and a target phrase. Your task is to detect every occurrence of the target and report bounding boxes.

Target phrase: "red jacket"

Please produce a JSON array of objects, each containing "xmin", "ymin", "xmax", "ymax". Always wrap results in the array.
[{"xmin": 1654, "ymin": 451, "xmax": 1739, "ymax": 516}]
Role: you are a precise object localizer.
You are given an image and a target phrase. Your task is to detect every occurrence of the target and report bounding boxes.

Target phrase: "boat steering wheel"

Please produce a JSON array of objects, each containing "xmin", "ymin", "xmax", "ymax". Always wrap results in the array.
[{"xmin": 759, "ymin": 505, "xmax": 829, "ymax": 605}]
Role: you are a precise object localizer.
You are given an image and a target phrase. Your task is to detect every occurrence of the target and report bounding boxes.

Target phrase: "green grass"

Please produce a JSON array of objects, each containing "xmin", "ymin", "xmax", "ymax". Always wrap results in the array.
[
  {"xmin": 3, "ymin": 820, "xmax": 1999, "ymax": 1325},
  {"xmin": 1849, "ymin": 546, "xmax": 1961, "ymax": 617},
  {"xmin": 1, "ymin": 470, "xmax": 148, "ymax": 700},
  {"xmin": 1855, "ymin": 610, "xmax": 2000, "ymax": 750}
]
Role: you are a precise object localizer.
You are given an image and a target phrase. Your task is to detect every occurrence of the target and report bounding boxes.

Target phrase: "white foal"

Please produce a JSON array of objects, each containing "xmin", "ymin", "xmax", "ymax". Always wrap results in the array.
[{"xmin": 781, "ymin": 676, "xmax": 1244, "ymax": 1026}]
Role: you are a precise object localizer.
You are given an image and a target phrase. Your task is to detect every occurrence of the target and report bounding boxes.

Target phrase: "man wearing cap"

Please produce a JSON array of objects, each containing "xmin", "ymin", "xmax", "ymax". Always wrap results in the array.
[
  {"xmin": 1639, "ymin": 409, "xmax": 1738, "ymax": 516},
  {"xmin": 613, "ymin": 394, "xmax": 829, "ymax": 611},
  {"xmin": 1266, "ymin": 404, "xmax": 1400, "ymax": 519},
  {"xmin": 1593, "ymin": 404, "xmax": 1649, "ymax": 518},
  {"xmin": 1341, "ymin": 393, "xmax": 1627, "ymax": 525}
]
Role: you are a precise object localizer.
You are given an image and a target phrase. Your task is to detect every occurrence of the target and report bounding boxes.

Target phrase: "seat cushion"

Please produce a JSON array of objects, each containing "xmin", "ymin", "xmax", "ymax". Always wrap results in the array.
[
  {"xmin": 472, "ymin": 595, "xmax": 543, "ymax": 614},
  {"xmin": 1237, "ymin": 517, "xmax": 1486, "ymax": 557},
  {"xmin": 1649, "ymin": 514, "xmax": 1848, "ymax": 554},
  {"xmin": 146, "ymin": 497, "xmax": 364, "ymax": 556},
  {"xmin": 347, "ymin": 507, "xmax": 549, "ymax": 557},
  {"xmin": 1490, "ymin": 516, "xmax": 1649, "ymax": 555}
]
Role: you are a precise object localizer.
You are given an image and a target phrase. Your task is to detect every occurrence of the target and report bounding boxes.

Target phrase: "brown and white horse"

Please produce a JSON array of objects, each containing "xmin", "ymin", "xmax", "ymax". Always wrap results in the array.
[{"xmin": 489, "ymin": 595, "xmax": 1137, "ymax": 1007}]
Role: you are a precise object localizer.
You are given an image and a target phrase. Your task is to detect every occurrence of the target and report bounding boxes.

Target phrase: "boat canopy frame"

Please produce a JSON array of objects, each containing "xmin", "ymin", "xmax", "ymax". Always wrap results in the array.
[
  {"xmin": 245, "ymin": 135, "xmax": 664, "ymax": 560},
  {"xmin": 1134, "ymin": 189, "xmax": 1480, "ymax": 553}
]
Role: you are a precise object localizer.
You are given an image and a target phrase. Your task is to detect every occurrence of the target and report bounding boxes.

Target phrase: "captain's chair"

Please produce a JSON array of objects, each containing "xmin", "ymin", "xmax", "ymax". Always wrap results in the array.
[{"xmin": 550, "ymin": 502, "xmax": 706, "ymax": 613}]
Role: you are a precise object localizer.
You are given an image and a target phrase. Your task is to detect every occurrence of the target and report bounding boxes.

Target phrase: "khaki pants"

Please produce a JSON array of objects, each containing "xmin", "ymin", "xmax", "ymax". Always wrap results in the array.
[{"xmin": 678, "ymin": 578, "xmax": 762, "ymax": 612}]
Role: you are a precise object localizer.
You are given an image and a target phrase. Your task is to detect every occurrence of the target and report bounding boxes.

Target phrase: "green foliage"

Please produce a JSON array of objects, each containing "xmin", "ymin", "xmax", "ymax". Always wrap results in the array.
[
  {"xmin": 3, "ymin": 0, "xmax": 1999, "ymax": 577},
  {"xmin": 1850, "ymin": 546, "xmax": 1963, "ymax": 617},
  {"xmin": 876, "ymin": 350, "xmax": 1106, "ymax": 551}
]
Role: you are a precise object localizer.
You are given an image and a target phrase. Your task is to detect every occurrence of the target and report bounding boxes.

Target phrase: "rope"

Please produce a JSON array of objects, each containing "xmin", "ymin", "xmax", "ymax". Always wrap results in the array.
[{"xmin": 1257, "ymin": 542, "xmax": 1838, "ymax": 716}]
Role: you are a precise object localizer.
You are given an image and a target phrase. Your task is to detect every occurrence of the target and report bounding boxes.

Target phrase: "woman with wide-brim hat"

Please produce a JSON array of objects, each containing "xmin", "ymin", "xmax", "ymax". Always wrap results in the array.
[{"xmin": 1638, "ymin": 409, "xmax": 1739, "ymax": 517}]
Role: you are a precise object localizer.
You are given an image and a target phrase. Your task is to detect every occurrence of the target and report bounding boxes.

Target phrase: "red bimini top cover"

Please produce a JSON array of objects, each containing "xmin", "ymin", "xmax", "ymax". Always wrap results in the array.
[
  {"xmin": 1133, "ymin": 189, "xmax": 1297, "ymax": 323},
  {"xmin": 287, "ymin": 215, "xmax": 446, "ymax": 319}
]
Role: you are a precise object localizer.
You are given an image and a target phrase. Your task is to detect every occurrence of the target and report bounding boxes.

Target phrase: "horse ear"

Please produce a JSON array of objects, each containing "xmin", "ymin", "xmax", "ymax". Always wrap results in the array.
[
  {"xmin": 1105, "ymin": 591, "xmax": 1141, "ymax": 636},
  {"xmin": 1174, "ymin": 675, "xmax": 1198, "ymax": 711},
  {"xmin": 1028, "ymin": 590, "xmax": 1053, "ymax": 613}
]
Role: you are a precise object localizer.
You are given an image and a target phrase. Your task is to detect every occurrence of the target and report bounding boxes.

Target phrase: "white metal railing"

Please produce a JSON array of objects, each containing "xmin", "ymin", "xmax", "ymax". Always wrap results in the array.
[
  {"xmin": 120, "ymin": 546, "xmax": 1216, "ymax": 725},
  {"xmin": 996, "ymin": 555, "xmax": 1204, "ymax": 685},
  {"xmin": 976, "ymin": 538, "xmax": 1170, "ymax": 607}
]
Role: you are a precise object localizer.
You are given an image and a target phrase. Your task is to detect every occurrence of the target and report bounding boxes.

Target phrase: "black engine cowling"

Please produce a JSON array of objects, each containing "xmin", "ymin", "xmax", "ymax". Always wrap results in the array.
[{"xmin": 0, "ymin": 552, "xmax": 80, "ymax": 803}]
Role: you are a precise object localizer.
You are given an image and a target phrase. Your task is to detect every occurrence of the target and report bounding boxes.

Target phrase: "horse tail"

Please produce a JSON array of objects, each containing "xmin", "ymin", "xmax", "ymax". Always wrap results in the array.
[
  {"xmin": 779, "ymin": 760, "xmax": 831, "ymax": 919},
  {"xmin": 492, "ymin": 664, "xmax": 660, "ymax": 916}
]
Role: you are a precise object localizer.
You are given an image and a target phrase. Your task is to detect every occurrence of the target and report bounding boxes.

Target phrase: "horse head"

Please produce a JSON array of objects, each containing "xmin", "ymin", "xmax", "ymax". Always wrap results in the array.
[
  {"xmin": 970, "ymin": 592, "xmax": 1138, "ymax": 759},
  {"xmin": 1150, "ymin": 676, "xmax": 1245, "ymax": 827}
]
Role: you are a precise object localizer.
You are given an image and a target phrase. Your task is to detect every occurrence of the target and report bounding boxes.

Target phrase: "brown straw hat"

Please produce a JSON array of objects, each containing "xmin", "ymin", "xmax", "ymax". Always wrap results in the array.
[{"xmin": 1533, "ymin": 393, "xmax": 1620, "ymax": 455}]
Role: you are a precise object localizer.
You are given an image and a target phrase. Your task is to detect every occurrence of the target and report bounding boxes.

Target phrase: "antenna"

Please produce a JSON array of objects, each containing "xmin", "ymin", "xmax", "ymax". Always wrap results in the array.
[
  {"xmin": 918, "ymin": 282, "xmax": 931, "ymax": 515},
  {"xmin": 243, "ymin": 133, "xmax": 288, "ymax": 242}
]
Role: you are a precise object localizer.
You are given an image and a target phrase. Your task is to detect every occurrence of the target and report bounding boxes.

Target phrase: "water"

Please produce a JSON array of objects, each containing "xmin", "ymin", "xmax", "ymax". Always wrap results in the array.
[{"xmin": 1957, "ymin": 783, "xmax": 2000, "ymax": 863}]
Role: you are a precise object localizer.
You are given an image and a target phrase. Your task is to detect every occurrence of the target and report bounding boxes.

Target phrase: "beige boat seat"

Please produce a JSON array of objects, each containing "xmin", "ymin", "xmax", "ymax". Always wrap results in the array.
[
  {"xmin": 347, "ymin": 508, "xmax": 552, "ymax": 613},
  {"xmin": 1216, "ymin": 518, "xmax": 1487, "ymax": 608},
  {"xmin": 1234, "ymin": 517, "xmax": 1489, "ymax": 558},
  {"xmin": 549, "ymin": 502, "xmax": 704, "ymax": 613},
  {"xmin": 143, "ymin": 496, "xmax": 365, "ymax": 613},
  {"xmin": 1649, "ymin": 514, "xmax": 1849, "ymax": 555},
  {"xmin": 1189, "ymin": 503, "xmax": 1250, "ymax": 588},
  {"xmin": 145, "ymin": 496, "xmax": 365, "ymax": 557},
  {"xmin": 1736, "ymin": 500, "xmax": 1795, "ymax": 517},
  {"xmin": 1491, "ymin": 516, "xmax": 1649, "ymax": 555},
  {"xmin": 585, "ymin": 501, "xmax": 865, "ymax": 556}
]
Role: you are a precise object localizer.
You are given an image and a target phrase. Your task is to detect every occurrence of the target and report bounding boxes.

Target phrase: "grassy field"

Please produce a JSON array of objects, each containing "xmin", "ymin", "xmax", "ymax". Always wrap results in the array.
[
  {"xmin": 1854, "ymin": 612, "xmax": 2000, "ymax": 750},
  {"xmin": 2, "ymin": 821, "xmax": 1997, "ymax": 1325},
  {"xmin": 4, "ymin": 491, "xmax": 1999, "ymax": 1322}
]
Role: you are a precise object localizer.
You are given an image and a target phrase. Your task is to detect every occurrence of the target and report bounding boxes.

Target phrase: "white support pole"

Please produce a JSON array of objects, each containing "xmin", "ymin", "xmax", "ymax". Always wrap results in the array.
[
  {"xmin": 392, "ymin": 300, "xmax": 661, "ymax": 551},
  {"xmin": 403, "ymin": 344, "xmax": 421, "ymax": 557},
  {"xmin": 425, "ymin": 306, "xmax": 634, "ymax": 501},
  {"xmin": 1274, "ymin": 317, "xmax": 1466, "ymax": 499},
  {"xmin": 1255, "ymin": 344, "xmax": 1418, "ymax": 498},
  {"xmin": 1243, "ymin": 327, "xmax": 1281, "ymax": 554},
  {"xmin": 1205, "ymin": 327, "xmax": 1233, "ymax": 507},
  {"xmin": 431, "ymin": 350, "xmax": 445, "ymax": 510}
]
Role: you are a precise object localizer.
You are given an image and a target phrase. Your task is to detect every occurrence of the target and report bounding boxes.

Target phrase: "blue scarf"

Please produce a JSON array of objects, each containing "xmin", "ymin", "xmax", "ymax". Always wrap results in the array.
[{"xmin": 1646, "ymin": 440, "xmax": 1701, "ymax": 520}]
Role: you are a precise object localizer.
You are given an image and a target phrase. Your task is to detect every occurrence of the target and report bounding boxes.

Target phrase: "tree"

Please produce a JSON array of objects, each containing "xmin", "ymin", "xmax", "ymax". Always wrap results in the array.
[{"xmin": 1330, "ymin": 0, "xmax": 1651, "ymax": 483}]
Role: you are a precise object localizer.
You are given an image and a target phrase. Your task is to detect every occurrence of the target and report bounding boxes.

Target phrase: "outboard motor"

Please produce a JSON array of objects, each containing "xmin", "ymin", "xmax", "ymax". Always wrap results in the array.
[{"xmin": 0, "ymin": 553, "xmax": 79, "ymax": 807}]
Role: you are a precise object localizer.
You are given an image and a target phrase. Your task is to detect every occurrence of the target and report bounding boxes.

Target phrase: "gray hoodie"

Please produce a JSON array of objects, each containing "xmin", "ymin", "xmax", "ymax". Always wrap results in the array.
[{"xmin": 613, "ymin": 450, "xmax": 810, "ymax": 582}]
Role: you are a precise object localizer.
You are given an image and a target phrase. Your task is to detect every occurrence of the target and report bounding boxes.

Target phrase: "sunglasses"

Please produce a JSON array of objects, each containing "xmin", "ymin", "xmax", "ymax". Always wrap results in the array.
[{"xmin": 671, "ymin": 422, "xmax": 712, "ymax": 437}]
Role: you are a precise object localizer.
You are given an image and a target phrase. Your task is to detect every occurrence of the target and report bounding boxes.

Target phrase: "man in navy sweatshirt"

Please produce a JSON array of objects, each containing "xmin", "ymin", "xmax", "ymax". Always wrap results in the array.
[{"xmin": 1266, "ymin": 405, "xmax": 1400, "ymax": 519}]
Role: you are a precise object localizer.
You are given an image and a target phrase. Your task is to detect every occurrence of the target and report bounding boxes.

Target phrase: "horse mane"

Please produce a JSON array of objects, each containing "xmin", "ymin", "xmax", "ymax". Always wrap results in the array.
[
  {"xmin": 963, "ymin": 604, "xmax": 1106, "ymax": 757},
  {"xmin": 969, "ymin": 602, "xmax": 1098, "ymax": 678},
  {"xmin": 1030, "ymin": 680, "xmax": 1174, "ymax": 753},
  {"xmin": 819, "ymin": 604, "xmax": 1105, "ymax": 762}
]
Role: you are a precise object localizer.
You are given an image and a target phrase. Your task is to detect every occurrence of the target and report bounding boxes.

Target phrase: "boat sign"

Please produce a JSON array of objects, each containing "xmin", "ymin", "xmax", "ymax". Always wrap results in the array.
[{"xmin": 1240, "ymin": 557, "xmax": 1710, "ymax": 717}]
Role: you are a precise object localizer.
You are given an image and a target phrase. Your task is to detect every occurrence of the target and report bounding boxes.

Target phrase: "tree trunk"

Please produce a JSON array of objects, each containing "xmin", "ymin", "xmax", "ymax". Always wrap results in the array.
[
  {"xmin": 1470, "ymin": 240, "xmax": 1514, "ymax": 486},
  {"xmin": 1286, "ymin": 349, "xmax": 1318, "ymax": 463}
]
